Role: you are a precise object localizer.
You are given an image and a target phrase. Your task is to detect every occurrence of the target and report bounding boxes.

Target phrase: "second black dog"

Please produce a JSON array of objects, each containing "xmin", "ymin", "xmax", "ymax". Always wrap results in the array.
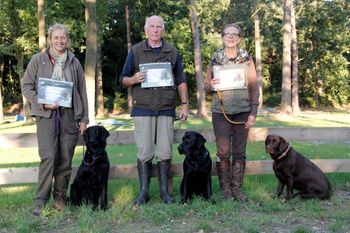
[
  {"xmin": 70, "ymin": 125, "xmax": 110, "ymax": 209},
  {"xmin": 178, "ymin": 131, "xmax": 212, "ymax": 203}
]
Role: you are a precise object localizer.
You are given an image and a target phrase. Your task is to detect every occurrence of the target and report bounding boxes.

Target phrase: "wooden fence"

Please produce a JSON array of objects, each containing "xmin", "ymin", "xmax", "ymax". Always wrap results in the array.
[{"xmin": 1, "ymin": 127, "xmax": 350, "ymax": 185}]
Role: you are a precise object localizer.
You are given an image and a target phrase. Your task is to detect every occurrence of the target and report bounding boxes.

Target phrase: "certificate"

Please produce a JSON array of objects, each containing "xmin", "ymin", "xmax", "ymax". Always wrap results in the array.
[
  {"xmin": 139, "ymin": 62, "xmax": 174, "ymax": 88},
  {"xmin": 37, "ymin": 78, "xmax": 73, "ymax": 108},
  {"xmin": 212, "ymin": 63, "xmax": 248, "ymax": 91}
]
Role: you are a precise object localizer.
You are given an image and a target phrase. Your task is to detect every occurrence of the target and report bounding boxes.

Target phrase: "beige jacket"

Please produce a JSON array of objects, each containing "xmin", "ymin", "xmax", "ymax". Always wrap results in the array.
[{"xmin": 21, "ymin": 49, "xmax": 89, "ymax": 123}]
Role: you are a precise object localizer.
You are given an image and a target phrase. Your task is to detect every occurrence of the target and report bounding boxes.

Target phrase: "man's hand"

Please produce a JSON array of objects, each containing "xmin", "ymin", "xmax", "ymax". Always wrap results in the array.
[
  {"xmin": 133, "ymin": 71, "xmax": 146, "ymax": 84},
  {"xmin": 178, "ymin": 104, "xmax": 189, "ymax": 122}
]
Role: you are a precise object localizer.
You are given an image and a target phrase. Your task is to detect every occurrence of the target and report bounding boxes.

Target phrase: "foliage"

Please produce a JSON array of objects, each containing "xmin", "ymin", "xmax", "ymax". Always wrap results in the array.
[
  {"xmin": 296, "ymin": 0, "xmax": 350, "ymax": 106},
  {"xmin": 0, "ymin": 0, "xmax": 349, "ymax": 113}
]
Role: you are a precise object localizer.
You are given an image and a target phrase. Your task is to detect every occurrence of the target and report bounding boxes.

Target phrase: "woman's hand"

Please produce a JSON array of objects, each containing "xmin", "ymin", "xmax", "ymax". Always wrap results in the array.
[
  {"xmin": 210, "ymin": 78, "xmax": 220, "ymax": 87},
  {"xmin": 79, "ymin": 122, "xmax": 87, "ymax": 135},
  {"xmin": 44, "ymin": 104, "xmax": 59, "ymax": 110},
  {"xmin": 245, "ymin": 115, "xmax": 256, "ymax": 129}
]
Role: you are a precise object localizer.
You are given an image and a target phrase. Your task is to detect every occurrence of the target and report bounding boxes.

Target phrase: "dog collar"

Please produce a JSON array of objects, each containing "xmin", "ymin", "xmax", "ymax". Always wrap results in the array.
[
  {"xmin": 83, "ymin": 153, "xmax": 100, "ymax": 166},
  {"xmin": 276, "ymin": 145, "xmax": 290, "ymax": 160}
]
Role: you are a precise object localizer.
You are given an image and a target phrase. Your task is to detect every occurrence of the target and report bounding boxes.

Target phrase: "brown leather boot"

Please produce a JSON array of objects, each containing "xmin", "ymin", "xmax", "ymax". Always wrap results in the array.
[
  {"xmin": 53, "ymin": 191, "xmax": 65, "ymax": 211},
  {"xmin": 231, "ymin": 160, "xmax": 247, "ymax": 202},
  {"xmin": 216, "ymin": 160, "xmax": 232, "ymax": 200}
]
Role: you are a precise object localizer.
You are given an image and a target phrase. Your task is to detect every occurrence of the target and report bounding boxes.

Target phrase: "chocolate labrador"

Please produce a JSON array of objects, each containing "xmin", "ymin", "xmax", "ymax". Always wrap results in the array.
[
  {"xmin": 70, "ymin": 125, "xmax": 110, "ymax": 209},
  {"xmin": 265, "ymin": 134, "xmax": 331, "ymax": 200},
  {"xmin": 178, "ymin": 131, "xmax": 212, "ymax": 203}
]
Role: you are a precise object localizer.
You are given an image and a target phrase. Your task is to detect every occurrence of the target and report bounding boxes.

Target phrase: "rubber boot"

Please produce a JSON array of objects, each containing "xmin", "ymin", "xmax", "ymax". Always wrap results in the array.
[
  {"xmin": 157, "ymin": 160, "xmax": 174, "ymax": 204},
  {"xmin": 134, "ymin": 159, "xmax": 152, "ymax": 205},
  {"xmin": 216, "ymin": 160, "xmax": 233, "ymax": 200},
  {"xmin": 231, "ymin": 160, "xmax": 247, "ymax": 202}
]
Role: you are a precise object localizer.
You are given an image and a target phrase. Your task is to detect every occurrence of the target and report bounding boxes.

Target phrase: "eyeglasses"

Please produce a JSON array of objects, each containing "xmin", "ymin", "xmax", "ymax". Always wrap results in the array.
[{"xmin": 224, "ymin": 33, "xmax": 240, "ymax": 38}]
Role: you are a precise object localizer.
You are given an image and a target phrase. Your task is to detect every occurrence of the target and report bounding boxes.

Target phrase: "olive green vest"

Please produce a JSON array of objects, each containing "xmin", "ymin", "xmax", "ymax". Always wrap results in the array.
[{"xmin": 131, "ymin": 40, "xmax": 178, "ymax": 111}]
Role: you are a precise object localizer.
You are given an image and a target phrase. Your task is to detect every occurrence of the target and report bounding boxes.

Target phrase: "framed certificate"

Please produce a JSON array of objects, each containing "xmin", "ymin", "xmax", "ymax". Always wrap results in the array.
[
  {"xmin": 212, "ymin": 63, "xmax": 248, "ymax": 91},
  {"xmin": 37, "ymin": 78, "xmax": 73, "ymax": 108},
  {"xmin": 139, "ymin": 62, "xmax": 174, "ymax": 88}
]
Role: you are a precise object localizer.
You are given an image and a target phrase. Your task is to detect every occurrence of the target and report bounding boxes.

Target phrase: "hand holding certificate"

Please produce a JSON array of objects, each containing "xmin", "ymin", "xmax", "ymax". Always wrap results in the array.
[
  {"xmin": 139, "ymin": 62, "xmax": 174, "ymax": 88},
  {"xmin": 37, "ymin": 78, "xmax": 73, "ymax": 108},
  {"xmin": 212, "ymin": 63, "xmax": 248, "ymax": 91}
]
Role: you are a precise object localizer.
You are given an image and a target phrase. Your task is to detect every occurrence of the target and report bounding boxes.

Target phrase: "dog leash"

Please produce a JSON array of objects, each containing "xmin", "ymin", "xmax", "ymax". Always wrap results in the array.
[
  {"xmin": 216, "ymin": 91, "xmax": 245, "ymax": 125},
  {"xmin": 53, "ymin": 109, "xmax": 80, "ymax": 136},
  {"xmin": 81, "ymin": 145, "xmax": 95, "ymax": 166}
]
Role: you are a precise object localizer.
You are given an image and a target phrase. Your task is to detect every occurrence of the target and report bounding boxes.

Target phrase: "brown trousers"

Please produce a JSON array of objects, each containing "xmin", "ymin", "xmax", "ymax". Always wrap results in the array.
[
  {"xmin": 212, "ymin": 112, "xmax": 249, "ymax": 161},
  {"xmin": 34, "ymin": 108, "xmax": 78, "ymax": 206}
]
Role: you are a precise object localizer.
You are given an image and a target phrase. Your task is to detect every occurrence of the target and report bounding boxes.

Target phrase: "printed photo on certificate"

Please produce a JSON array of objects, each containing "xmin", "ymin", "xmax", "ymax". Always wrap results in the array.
[
  {"xmin": 212, "ymin": 63, "xmax": 248, "ymax": 91},
  {"xmin": 139, "ymin": 62, "xmax": 174, "ymax": 88},
  {"xmin": 37, "ymin": 78, "xmax": 73, "ymax": 108}
]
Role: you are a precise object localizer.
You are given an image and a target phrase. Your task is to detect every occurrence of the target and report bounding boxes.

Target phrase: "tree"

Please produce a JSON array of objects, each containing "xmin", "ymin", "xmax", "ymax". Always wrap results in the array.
[
  {"xmin": 281, "ymin": 0, "xmax": 292, "ymax": 115},
  {"xmin": 85, "ymin": 0, "xmax": 97, "ymax": 124},
  {"xmin": 125, "ymin": 5, "xmax": 132, "ymax": 113},
  {"xmin": 291, "ymin": 0, "xmax": 300, "ymax": 114},
  {"xmin": 37, "ymin": 0, "xmax": 46, "ymax": 52},
  {"xmin": 189, "ymin": 0, "xmax": 207, "ymax": 118},
  {"xmin": 96, "ymin": 42, "xmax": 104, "ymax": 116},
  {"xmin": 253, "ymin": 7, "xmax": 263, "ymax": 109},
  {"xmin": 0, "ymin": 61, "xmax": 3, "ymax": 122}
]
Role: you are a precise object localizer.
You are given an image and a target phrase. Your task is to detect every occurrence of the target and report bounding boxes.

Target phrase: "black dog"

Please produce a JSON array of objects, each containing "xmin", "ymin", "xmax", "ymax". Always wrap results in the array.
[
  {"xmin": 265, "ymin": 134, "xmax": 331, "ymax": 200},
  {"xmin": 178, "ymin": 131, "xmax": 212, "ymax": 203},
  {"xmin": 70, "ymin": 125, "xmax": 110, "ymax": 209}
]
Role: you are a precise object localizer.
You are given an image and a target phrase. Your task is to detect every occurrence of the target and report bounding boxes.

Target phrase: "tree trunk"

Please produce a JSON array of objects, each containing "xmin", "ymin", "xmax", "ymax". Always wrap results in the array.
[
  {"xmin": 311, "ymin": 0, "xmax": 319, "ymax": 108},
  {"xmin": 254, "ymin": 12, "xmax": 263, "ymax": 110},
  {"xmin": 96, "ymin": 43, "xmax": 105, "ymax": 116},
  {"xmin": 189, "ymin": 0, "xmax": 207, "ymax": 118},
  {"xmin": 37, "ymin": 0, "xmax": 46, "ymax": 52},
  {"xmin": 291, "ymin": 0, "xmax": 300, "ymax": 114},
  {"xmin": 281, "ymin": 0, "xmax": 293, "ymax": 115},
  {"xmin": 85, "ymin": 0, "xmax": 97, "ymax": 124},
  {"xmin": 0, "ymin": 61, "xmax": 4, "ymax": 122},
  {"xmin": 125, "ymin": 5, "xmax": 133, "ymax": 113},
  {"xmin": 17, "ymin": 53, "xmax": 34, "ymax": 124}
]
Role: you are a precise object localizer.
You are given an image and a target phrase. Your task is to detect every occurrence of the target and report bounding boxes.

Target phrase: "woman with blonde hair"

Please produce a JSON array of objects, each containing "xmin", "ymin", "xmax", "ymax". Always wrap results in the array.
[{"xmin": 22, "ymin": 23, "xmax": 89, "ymax": 215}]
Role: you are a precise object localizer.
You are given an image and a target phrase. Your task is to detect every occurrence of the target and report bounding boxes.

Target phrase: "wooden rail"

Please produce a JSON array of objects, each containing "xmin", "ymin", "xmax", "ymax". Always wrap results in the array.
[
  {"xmin": 0, "ymin": 127, "xmax": 350, "ymax": 148},
  {"xmin": 1, "ymin": 127, "xmax": 349, "ymax": 186},
  {"xmin": 1, "ymin": 159, "xmax": 350, "ymax": 185}
]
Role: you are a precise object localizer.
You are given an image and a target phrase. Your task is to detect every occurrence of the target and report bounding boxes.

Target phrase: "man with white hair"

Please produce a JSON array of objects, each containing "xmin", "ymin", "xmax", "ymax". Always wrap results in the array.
[{"xmin": 120, "ymin": 15, "xmax": 189, "ymax": 205}]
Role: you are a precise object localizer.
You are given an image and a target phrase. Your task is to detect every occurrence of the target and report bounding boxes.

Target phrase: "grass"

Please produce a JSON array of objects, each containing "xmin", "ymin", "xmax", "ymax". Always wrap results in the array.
[
  {"xmin": 0, "ymin": 108, "xmax": 350, "ymax": 232},
  {"xmin": 1, "ymin": 174, "xmax": 349, "ymax": 232}
]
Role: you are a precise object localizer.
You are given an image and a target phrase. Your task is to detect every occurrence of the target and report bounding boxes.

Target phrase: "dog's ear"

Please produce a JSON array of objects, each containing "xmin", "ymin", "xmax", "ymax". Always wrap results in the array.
[
  {"xmin": 265, "ymin": 135, "xmax": 270, "ymax": 145},
  {"xmin": 101, "ymin": 126, "xmax": 110, "ymax": 141},
  {"xmin": 278, "ymin": 136, "xmax": 289, "ymax": 153},
  {"xmin": 196, "ymin": 133, "xmax": 207, "ymax": 148}
]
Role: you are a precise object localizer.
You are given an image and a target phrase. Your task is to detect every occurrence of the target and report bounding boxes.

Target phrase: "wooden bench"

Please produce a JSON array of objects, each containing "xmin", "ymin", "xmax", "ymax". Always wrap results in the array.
[{"xmin": 1, "ymin": 127, "xmax": 350, "ymax": 185}]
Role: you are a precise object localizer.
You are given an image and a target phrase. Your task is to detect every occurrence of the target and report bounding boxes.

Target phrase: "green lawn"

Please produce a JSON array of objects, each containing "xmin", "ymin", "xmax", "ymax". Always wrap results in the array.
[{"xmin": 0, "ymin": 109, "xmax": 349, "ymax": 233}]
